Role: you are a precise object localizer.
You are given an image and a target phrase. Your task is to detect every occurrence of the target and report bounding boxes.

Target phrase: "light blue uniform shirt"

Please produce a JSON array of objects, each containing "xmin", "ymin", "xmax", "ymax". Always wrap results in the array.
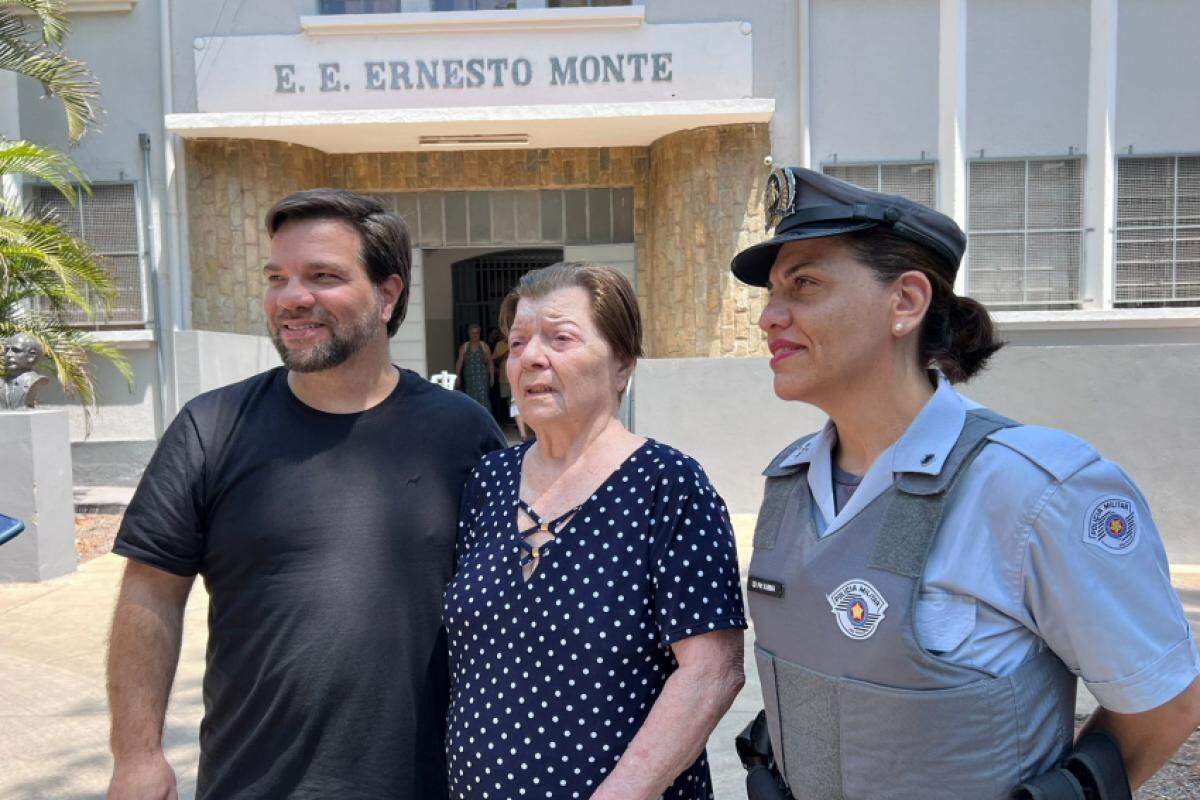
[{"xmin": 776, "ymin": 375, "xmax": 1200, "ymax": 714}]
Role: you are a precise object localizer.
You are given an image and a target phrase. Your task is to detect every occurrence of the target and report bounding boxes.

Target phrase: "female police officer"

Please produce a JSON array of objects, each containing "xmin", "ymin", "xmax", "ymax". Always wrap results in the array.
[{"xmin": 731, "ymin": 166, "xmax": 1200, "ymax": 799}]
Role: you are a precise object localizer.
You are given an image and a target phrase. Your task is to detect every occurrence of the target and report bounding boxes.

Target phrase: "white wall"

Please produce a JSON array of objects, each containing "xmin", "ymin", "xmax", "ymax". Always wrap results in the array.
[
  {"xmin": 1116, "ymin": 0, "xmax": 1200, "ymax": 154},
  {"xmin": 389, "ymin": 248, "xmax": 427, "ymax": 377},
  {"xmin": 171, "ymin": 0, "xmax": 311, "ymax": 113},
  {"xmin": 36, "ymin": 341, "xmax": 158, "ymax": 443},
  {"xmin": 643, "ymin": 0, "xmax": 803, "ymax": 165},
  {"xmin": 810, "ymin": 0, "xmax": 940, "ymax": 164},
  {"xmin": 174, "ymin": 329, "xmax": 281, "ymax": 408},
  {"xmin": 634, "ymin": 342, "xmax": 1200, "ymax": 564},
  {"xmin": 18, "ymin": 3, "xmax": 165, "ymax": 181},
  {"xmin": 966, "ymin": 0, "xmax": 1090, "ymax": 158}
]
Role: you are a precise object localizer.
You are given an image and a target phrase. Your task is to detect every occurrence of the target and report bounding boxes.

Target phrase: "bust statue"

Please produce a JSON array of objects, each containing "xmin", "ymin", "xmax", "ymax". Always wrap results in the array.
[{"xmin": 1, "ymin": 334, "xmax": 51, "ymax": 410}]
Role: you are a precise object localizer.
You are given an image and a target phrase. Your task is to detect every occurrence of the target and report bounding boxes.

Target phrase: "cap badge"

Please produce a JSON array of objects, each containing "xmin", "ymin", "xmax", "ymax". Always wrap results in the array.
[
  {"xmin": 764, "ymin": 166, "xmax": 797, "ymax": 231},
  {"xmin": 827, "ymin": 579, "xmax": 888, "ymax": 640}
]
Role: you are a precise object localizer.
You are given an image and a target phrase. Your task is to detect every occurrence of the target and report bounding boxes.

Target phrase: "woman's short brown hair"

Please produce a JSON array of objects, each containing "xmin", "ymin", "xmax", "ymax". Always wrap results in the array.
[{"xmin": 498, "ymin": 262, "xmax": 644, "ymax": 368}]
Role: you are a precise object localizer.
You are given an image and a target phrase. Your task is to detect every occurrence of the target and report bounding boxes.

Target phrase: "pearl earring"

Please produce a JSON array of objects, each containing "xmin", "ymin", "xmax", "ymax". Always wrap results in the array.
[{"xmin": 894, "ymin": 323, "xmax": 903, "ymax": 332}]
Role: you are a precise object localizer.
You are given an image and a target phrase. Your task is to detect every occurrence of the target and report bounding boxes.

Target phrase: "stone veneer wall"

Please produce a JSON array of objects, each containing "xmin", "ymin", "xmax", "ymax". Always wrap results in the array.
[
  {"xmin": 184, "ymin": 124, "xmax": 769, "ymax": 357},
  {"xmin": 185, "ymin": 141, "xmax": 650, "ymax": 336},
  {"xmin": 645, "ymin": 124, "xmax": 771, "ymax": 357}
]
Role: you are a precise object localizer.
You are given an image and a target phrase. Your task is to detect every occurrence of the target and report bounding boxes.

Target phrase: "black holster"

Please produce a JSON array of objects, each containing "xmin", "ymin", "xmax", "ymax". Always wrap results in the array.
[
  {"xmin": 1010, "ymin": 731, "xmax": 1132, "ymax": 800},
  {"xmin": 736, "ymin": 710, "xmax": 794, "ymax": 800}
]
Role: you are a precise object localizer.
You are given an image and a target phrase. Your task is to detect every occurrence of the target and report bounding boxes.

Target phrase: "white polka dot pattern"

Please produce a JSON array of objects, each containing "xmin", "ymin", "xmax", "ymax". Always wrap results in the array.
[{"xmin": 444, "ymin": 440, "xmax": 747, "ymax": 800}]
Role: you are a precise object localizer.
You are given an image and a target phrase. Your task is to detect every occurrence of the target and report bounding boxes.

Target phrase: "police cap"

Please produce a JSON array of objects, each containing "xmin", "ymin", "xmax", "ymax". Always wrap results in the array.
[{"xmin": 730, "ymin": 166, "xmax": 967, "ymax": 287}]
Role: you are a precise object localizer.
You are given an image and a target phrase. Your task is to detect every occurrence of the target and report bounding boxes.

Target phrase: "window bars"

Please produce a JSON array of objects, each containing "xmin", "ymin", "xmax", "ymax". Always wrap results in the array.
[
  {"xmin": 1115, "ymin": 155, "xmax": 1200, "ymax": 307},
  {"xmin": 965, "ymin": 158, "xmax": 1084, "ymax": 310},
  {"xmin": 29, "ymin": 183, "xmax": 146, "ymax": 326},
  {"xmin": 822, "ymin": 161, "xmax": 938, "ymax": 210},
  {"xmin": 318, "ymin": 1, "xmax": 630, "ymax": 12},
  {"xmin": 370, "ymin": 188, "xmax": 635, "ymax": 248}
]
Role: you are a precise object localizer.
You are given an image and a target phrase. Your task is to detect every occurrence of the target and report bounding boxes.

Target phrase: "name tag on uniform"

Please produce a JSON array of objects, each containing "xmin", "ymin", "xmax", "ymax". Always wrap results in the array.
[{"xmin": 748, "ymin": 575, "xmax": 785, "ymax": 598}]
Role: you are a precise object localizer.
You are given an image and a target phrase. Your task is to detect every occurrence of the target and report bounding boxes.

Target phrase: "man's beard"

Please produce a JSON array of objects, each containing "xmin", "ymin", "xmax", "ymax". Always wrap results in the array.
[{"xmin": 269, "ymin": 302, "xmax": 382, "ymax": 373}]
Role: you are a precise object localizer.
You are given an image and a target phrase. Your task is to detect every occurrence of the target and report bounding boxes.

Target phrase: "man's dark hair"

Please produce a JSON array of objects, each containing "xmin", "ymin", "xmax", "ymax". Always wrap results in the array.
[{"xmin": 265, "ymin": 189, "xmax": 411, "ymax": 337}]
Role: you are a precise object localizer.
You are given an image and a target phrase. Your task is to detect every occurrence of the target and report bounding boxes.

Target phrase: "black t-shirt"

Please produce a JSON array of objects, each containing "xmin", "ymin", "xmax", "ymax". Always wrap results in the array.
[{"xmin": 115, "ymin": 367, "xmax": 505, "ymax": 800}]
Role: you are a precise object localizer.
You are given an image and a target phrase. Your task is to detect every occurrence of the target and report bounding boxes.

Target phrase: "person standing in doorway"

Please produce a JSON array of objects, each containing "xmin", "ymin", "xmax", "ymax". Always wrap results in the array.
[
  {"xmin": 105, "ymin": 190, "xmax": 505, "ymax": 800},
  {"xmin": 454, "ymin": 323, "xmax": 492, "ymax": 409}
]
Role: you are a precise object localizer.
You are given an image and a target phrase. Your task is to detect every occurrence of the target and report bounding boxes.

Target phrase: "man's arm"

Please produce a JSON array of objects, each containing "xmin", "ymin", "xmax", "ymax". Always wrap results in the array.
[
  {"xmin": 1078, "ymin": 676, "xmax": 1200, "ymax": 790},
  {"xmin": 106, "ymin": 560, "xmax": 195, "ymax": 800},
  {"xmin": 589, "ymin": 629, "xmax": 745, "ymax": 800}
]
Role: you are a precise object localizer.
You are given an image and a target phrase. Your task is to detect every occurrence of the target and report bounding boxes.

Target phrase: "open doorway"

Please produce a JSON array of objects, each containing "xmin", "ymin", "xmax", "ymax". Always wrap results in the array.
[
  {"xmin": 450, "ymin": 248, "xmax": 564, "ymax": 347},
  {"xmin": 423, "ymin": 247, "xmax": 562, "ymax": 438}
]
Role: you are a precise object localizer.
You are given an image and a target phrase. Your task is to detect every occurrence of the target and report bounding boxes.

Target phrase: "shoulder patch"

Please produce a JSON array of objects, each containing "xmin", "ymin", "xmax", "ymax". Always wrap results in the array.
[
  {"xmin": 1084, "ymin": 495, "xmax": 1139, "ymax": 555},
  {"xmin": 986, "ymin": 425, "xmax": 1100, "ymax": 483}
]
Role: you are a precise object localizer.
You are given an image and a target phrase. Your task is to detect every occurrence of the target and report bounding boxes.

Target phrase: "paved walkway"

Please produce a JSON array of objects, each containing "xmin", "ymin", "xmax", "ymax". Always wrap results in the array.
[{"xmin": 1, "ymin": 517, "xmax": 1197, "ymax": 799}]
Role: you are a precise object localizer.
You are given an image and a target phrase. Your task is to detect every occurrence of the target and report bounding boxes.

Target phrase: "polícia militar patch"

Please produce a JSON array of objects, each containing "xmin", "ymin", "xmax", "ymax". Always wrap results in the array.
[
  {"xmin": 1084, "ymin": 496, "xmax": 1138, "ymax": 555},
  {"xmin": 827, "ymin": 579, "xmax": 888, "ymax": 640}
]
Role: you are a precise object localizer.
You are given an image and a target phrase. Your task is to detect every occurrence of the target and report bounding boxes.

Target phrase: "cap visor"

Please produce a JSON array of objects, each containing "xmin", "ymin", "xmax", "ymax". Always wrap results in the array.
[{"xmin": 730, "ymin": 222, "xmax": 878, "ymax": 287}]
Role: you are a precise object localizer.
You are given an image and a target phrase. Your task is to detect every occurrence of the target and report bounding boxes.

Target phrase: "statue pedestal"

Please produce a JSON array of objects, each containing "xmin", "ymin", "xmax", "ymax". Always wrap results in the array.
[{"xmin": 0, "ymin": 410, "xmax": 76, "ymax": 582}]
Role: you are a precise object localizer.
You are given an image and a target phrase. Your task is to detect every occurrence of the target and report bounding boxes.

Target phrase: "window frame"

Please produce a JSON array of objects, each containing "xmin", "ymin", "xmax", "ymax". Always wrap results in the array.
[
  {"xmin": 24, "ymin": 180, "xmax": 150, "ymax": 328},
  {"xmin": 964, "ymin": 155, "xmax": 1087, "ymax": 311},
  {"xmin": 1113, "ymin": 152, "xmax": 1200, "ymax": 308},
  {"xmin": 316, "ymin": 0, "xmax": 633, "ymax": 13},
  {"xmin": 819, "ymin": 159, "xmax": 939, "ymax": 210}
]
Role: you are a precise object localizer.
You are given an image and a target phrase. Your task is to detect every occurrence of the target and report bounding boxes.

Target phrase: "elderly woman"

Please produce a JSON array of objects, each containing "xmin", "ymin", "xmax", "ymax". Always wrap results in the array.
[
  {"xmin": 444, "ymin": 263, "xmax": 747, "ymax": 800},
  {"xmin": 455, "ymin": 323, "xmax": 493, "ymax": 408}
]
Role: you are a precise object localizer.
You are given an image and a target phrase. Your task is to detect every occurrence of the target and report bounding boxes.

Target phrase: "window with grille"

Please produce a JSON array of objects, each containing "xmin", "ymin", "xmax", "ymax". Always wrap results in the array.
[
  {"xmin": 28, "ymin": 183, "xmax": 145, "ymax": 326},
  {"xmin": 319, "ymin": 1, "xmax": 401, "ymax": 12},
  {"xmin": 1114, "ymin": 155, "xmax": 1200, "ymax": 307},
  {"xmin": 822, "ymin": 162, "xmax": 938, "ymax": 210},
  {"xmin": 965, "ymin": 158, "xmax": 1084, "ymax": 309},
  {"xmin": 370, "ymin": 188, "xmax": 634, "ymax": 247},
  {"xmin": 318, "ymin": 0, "xmax": 629, "ymax": 12}
]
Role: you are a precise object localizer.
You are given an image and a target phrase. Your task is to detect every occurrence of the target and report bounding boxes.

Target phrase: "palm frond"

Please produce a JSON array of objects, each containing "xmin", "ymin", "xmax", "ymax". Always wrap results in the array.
[
  {"xmin": 0, "ymin": 10, "xmax": 98, "ymax": 141},
  {"xmin": 0, "ymin": 1, "xmax": 68, "ymax": 46},
  {"xmin": 0, "ymin": 139, "xmax": 87, "ymax": 199}
]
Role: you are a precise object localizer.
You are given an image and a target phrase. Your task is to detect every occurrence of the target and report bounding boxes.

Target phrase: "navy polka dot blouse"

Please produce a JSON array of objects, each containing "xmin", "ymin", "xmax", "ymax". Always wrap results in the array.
[{"xmin": 444, "ymin": 439, "xmax": 747, "ymax": 800}]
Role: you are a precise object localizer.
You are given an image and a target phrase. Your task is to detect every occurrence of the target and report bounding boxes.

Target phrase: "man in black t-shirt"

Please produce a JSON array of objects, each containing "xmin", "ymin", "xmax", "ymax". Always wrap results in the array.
[{"xmin": 106, "ymin": 190, "xmax": 504, "ymax": 800}]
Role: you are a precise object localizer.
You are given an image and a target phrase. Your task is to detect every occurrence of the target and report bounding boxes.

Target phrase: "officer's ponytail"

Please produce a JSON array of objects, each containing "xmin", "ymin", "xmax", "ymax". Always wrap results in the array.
[{"xmin": 845, "ymin": 228, "xmax": 1004, "ymax": 383}]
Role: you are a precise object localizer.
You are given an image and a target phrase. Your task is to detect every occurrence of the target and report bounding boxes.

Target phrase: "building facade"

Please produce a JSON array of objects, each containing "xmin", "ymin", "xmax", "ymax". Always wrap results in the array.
[{"xmin": 7, "ymin": 0, "xmax": 1200, "ymax": 557}]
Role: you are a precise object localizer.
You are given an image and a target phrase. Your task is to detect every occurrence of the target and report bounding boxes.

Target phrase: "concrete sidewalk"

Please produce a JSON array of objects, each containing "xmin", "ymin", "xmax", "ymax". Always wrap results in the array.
[
  {"xmin": 1, "ymin": 517, "xmax": 1197, "ymax": 799},
  {"xmin": 0, "ymin": 554, "xmax": 208, "ymax": 799}
]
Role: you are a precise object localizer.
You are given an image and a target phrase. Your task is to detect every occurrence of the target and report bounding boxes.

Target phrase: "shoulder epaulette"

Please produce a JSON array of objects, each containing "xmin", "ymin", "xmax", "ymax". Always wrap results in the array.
[{"xmin": 986, "ymin": 425, "xmax": 1100, "ymax": 483}]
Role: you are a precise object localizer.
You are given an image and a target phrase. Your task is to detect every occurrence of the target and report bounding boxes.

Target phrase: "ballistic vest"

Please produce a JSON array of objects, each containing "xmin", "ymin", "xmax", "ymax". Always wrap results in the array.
[{"xmin": 748, "ymin": 409, "xmax": 1077, "ymax": 800}]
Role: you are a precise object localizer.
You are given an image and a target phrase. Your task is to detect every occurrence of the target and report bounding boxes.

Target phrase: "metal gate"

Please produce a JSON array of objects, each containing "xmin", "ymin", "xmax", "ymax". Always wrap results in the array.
[{"xmin": 451, "ymin": 248, "xmax": 563, "ymax": 344}]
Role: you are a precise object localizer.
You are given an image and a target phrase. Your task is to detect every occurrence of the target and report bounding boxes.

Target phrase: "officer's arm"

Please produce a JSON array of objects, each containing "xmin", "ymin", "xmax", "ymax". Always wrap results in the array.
[
  {"xmin": 1022, "ymin": 454, "xmax": 1200, "ymax": 792},
  {"xmin": 106, "ymin": 560, "xmax": 194, "ymax": 800},
  {"xmin": 589, "ymin": 629, "xmax": 745, "ymax": 800},
  {"xmin": 1078, "ymin": 676, "xmax": 1200, "ymax": 790}
]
